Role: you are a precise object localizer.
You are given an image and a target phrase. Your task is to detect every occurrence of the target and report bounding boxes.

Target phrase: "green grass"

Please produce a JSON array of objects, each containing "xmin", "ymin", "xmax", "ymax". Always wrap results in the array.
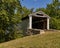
[{"xmin": 0, "ymin": 32, "xmax": 60, "ymax": 48}]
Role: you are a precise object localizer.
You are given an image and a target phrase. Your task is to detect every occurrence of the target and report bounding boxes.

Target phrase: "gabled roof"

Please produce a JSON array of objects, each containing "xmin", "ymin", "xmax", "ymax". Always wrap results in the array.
[
  {"xmin": 22, "ymin": 11, "xmax": 50, "ymax": 20},
  {"xmin": 29, "ymin": 11, "xmax": 50, "ymax": 18}
]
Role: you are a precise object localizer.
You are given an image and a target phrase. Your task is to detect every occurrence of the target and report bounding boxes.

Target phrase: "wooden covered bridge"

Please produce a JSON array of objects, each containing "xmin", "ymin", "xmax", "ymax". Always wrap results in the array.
[{"xmin": 21, "ymin": 11, "xmax": 50, "ymax": 35}]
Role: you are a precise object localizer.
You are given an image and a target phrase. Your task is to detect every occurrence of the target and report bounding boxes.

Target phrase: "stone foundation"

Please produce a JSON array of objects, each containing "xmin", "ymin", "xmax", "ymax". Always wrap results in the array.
[{"xmin": 27, "ymin": 29, "xmax": 45, "ymax": 35}]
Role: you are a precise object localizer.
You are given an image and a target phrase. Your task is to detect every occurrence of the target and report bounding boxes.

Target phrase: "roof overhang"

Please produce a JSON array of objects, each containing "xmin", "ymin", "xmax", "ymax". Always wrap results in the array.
[{"xmin": 22, "ymin": 11, "xmax": 50, "ymax": 20}]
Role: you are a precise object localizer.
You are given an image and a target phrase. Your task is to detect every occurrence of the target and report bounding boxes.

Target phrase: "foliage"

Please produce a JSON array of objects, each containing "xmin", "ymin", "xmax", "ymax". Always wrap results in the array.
[
  {"xmin": 50, "ymin": 18, "xmax": 60, "ymax": 29},
  {"xmin": 21, "ymin": 7, "xmax": 33, "ymax": 18},
  {"xmin": 0, "ymin": 0, "xmax": 22, "ymax": 43}
]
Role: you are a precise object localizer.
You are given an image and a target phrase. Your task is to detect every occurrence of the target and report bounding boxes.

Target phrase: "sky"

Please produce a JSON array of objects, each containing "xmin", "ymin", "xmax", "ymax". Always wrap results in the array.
[{"xmin": 20, "ymin": 0, "xmax": 52, "ymax": 10}]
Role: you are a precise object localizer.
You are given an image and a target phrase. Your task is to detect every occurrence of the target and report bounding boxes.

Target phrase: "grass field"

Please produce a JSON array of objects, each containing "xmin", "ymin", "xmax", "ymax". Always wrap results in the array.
[{"xmin": 0, "ymin": 32, "xmax": 60, "ymax": 48}]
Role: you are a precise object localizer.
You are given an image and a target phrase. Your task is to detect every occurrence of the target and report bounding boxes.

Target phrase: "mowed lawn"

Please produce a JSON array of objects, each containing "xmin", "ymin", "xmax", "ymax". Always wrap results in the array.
[{"xmin": 0, "ymin": 32, "xmax": 60, "ymax": 48}]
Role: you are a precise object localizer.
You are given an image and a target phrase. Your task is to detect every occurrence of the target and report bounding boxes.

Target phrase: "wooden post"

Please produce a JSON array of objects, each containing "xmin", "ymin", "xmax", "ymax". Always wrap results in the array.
[
  {"xmin": 29, "ymin": 16, "xmax": 32, "ymax": 29},
  {"xmin": 47, "ymin": 18, "xmax": 49, "ymax": 30}
]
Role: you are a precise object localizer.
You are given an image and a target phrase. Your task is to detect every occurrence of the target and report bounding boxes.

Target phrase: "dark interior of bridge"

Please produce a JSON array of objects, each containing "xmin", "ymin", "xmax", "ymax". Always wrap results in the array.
[{"xmin": 32, "ymin": 17, "xmax": 47, "ymax": 29}]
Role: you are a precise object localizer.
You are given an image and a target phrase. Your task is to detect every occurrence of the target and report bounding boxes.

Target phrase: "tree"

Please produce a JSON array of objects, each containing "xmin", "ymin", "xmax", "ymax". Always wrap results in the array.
[
  {"xmin": 0, "ymin": 0, "xmax": 22, "ymax": 42},
  {"xmin": 46, "ymin": 0, "xmax": 60, "ymax": 29},
  {"xmin": 46, "ymin": 0, "xmax": 60, "ymax": 17},
  {"xmin": 21, "ymin": 6, "xmax": 32, "ymax": 18}
]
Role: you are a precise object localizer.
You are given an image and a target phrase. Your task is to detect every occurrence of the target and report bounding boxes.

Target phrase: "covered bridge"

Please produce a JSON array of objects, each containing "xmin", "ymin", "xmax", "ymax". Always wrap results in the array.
[{"xmin": 21, "ymin": 11, "xmax": 50, "ymax": 35}]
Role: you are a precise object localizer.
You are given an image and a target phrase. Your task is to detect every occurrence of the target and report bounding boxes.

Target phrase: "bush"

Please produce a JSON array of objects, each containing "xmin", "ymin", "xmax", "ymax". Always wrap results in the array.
[{"xmin": 50, "ymin": 17, "xmax": 60, "ymax": 30}]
